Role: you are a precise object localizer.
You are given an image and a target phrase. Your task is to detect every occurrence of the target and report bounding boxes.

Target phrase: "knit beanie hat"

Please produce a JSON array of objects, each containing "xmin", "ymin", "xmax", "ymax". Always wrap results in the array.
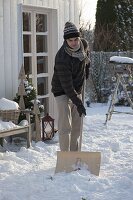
[{"xmin": 63, "ymin": 22, "xmax": 80, "ymax": 39}]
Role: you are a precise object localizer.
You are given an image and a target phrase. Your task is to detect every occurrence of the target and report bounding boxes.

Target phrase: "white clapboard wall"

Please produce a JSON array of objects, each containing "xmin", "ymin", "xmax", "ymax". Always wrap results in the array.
[{"xmin": 0, "ymin": 0, "xmax": 79, "ymax": 99}]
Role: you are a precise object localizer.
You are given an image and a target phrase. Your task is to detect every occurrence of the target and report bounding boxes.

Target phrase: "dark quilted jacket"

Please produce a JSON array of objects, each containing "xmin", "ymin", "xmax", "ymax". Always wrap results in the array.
[{"xmin": 51, "ymin": 41, "xmax": 89, "ymax": 107}]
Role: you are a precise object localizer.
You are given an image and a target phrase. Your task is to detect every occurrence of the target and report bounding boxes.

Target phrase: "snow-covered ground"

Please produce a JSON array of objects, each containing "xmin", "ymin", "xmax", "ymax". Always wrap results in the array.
[{"xmin": 0, "ymin": 103, "xmax": 133, "ymax": 200}]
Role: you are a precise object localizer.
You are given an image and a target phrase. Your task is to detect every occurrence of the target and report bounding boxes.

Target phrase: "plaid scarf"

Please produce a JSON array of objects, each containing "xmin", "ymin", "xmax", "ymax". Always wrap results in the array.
[{"xmin": 64, "ymin": 40, "xmax": 89, "ymax": 64}]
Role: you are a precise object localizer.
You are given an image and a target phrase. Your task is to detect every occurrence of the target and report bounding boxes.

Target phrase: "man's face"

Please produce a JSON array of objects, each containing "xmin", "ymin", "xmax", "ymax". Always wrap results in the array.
[{"xmin": 66, "ymin": 37, "xmax": 80, "ymax": 49}]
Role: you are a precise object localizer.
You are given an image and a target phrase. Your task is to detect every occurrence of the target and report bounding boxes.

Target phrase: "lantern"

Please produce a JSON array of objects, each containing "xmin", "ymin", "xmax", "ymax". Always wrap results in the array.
[{"xmin": 42, "ymin": 113, "xmax": 55, "ymax": 141}]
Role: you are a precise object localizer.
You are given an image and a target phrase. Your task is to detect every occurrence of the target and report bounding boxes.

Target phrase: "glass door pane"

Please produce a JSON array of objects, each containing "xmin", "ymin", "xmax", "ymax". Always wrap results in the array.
[
  {"xmin": 39, "ymin": 98, "xmax": 49, "ymax": 115},
  {"xmin": 36, "ymin": 14, "xmax": 47, "ymax": 32},
  {"xmin": 37, "ymin": 77, "xmax": 48, "ymax": 95},
  {"xmin": 37, "ymin": 56, "xmax": 48, "ymax": 74},
  {"xmin": 36, "ymin": 35, "xmax": 47, "ymax": 53},
  {"xmin": 23, "ymin": 12, "xmax": 31, "ymax": 31},
  {"xmin": 24, "ymin": 57, "xmax": 32, "ymax": 75},
  {"xmin": 23, "ymin": 35, "xmax": 31, "ymax": 53}
]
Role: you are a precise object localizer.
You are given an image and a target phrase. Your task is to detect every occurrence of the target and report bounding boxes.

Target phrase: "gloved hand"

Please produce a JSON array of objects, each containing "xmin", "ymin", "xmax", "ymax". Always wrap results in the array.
[{"xmin": 77, "ymin": 104, "xmax": 86, "ymax": 117}]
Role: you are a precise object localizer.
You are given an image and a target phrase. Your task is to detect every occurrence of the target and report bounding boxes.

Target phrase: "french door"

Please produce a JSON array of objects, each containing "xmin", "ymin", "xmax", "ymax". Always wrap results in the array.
[{"xmin": 22, "ymin": 6, "xmax": 51, "ymax": 114}]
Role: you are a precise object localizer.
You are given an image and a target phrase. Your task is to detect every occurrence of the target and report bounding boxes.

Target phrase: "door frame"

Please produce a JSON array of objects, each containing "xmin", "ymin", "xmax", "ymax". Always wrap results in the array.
[{"xmin": 18, "ymin": 4, "xmax": 58, "ymax": 117}]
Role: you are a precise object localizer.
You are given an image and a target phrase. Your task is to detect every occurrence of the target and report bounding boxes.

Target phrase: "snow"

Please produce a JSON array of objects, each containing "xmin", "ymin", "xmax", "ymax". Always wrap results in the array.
[
  {"xmin": 110, "ymin": 56, "xmax": 133, "ymax": 64},
  {"xmin": 0, "ymin": 120, "xmax": 19, "ymax": 131},
  {"xmin": 0, "ymin": 103, "xmax": 133, "ymax": 200},
  {"xmin": 0, "ymin": 98, "xmax": 19, "ymax": 110}
]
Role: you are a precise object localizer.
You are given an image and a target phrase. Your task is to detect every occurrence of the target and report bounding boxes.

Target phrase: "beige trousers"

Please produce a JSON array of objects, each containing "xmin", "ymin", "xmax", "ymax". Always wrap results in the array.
[{"xmin": 55, "ymin": 95, "xmax": 82, "ymax": 151}]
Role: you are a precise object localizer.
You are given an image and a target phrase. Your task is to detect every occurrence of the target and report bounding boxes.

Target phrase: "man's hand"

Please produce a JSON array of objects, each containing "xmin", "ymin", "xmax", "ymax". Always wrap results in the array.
[{"xmin": 77, "ymin": 104, "xmax": 86, "ymax": 117}]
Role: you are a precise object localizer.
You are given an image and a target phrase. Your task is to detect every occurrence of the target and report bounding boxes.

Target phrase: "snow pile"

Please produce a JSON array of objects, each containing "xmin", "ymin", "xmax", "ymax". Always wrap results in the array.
[
  {"xmin": 0, "ymin": 98, "xmax": 19, "ymax": 110},
  {"xmin": 0, "ymin": 120, "xmax": 19, "ymax": 131},
  {"xmin": 18, "ymin": 120, "xmax": 29, "ymax": 127},
  {"xmin": 110, "ymin": 56, "xmax": 133, "ymax": 64}
]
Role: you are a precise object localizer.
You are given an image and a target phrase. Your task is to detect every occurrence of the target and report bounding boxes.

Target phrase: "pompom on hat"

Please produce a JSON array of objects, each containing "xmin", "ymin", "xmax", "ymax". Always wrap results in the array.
[{"xmin": 63, "ymin": 22, "xmax": 80, "ymax": 39}]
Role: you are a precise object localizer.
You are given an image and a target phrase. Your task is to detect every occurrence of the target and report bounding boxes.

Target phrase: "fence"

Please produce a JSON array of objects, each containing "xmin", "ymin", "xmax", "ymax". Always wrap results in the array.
[{"xmin": 86, "ymin": 51, "xmax": 133, "ymax": 103}]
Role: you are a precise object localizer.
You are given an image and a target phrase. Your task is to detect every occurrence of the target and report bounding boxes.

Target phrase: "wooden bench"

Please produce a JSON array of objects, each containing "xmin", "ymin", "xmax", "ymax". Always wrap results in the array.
[
  {"xmin": 0, "ymin": 110, "xmax": 31, "ymax": 148},
  {"xmin": 0, "ymin": 125, "xmax": 31, "ymax": 148}
]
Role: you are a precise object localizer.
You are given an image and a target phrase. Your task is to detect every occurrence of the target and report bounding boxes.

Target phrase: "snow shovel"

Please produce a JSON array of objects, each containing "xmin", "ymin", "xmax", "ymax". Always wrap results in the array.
[
  {"xmin": 55, "ymin": 81, "xmax": 101, "ymax": 176},
  {"xmin": 55, "ymin": 112, "xmax": 101, "ymax": 176}
]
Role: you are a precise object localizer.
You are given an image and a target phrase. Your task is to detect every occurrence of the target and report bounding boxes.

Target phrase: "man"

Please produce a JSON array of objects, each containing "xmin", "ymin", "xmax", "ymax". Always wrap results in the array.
[{"xmin": 51, "ymin": 22, "xmax": 90, "ymax": 151}]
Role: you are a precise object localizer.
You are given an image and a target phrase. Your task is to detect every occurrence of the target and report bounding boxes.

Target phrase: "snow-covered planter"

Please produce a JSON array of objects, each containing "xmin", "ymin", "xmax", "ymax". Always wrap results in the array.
[{"xmin": 0, "ymin": 98, "xmax": 20, "ymax": 124}]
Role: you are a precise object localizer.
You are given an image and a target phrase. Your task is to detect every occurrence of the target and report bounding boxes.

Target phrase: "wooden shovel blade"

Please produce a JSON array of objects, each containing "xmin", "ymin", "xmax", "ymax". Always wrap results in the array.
[{"xmin": 55, "ymin": 151, "xmax": 101, "ymax": 176}]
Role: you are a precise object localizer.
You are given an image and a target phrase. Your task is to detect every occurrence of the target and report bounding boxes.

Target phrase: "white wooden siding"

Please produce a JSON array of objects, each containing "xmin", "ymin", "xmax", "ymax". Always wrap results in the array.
[
  {"xmin": 0, "ymin": 0, "xmax": 5, "ymax": 97},
  {"xmin": 58, "ymin": 0, "xmax": 65, "ymax": 46},
  {"xmin": 74, "ymin": 0, "xmax": 80, "ymax": 27},
  {"xmin": 3, "ymin": 0, "xmax": 12, "ymax": 98},
  {"xmin": 11, "ymin": 0, "xmax": 19, "ymax": 97},
  {"xmin": 69, "ymin": 0, "xmax": 75, "ymax": 22},
  {"xmin": 17, "ymin": 4, "xmax": 23, "ymax": 75},
  {"xmin": 64, "ymin": 0, "xmax": 70, "ymax": 23}
]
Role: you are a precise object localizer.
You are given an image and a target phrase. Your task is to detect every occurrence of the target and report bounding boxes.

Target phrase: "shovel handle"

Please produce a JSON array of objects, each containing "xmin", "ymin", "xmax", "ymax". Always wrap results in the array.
[
  {"xmin": 78, "ymin": 115, "xmax": 84, "ymax": 151},
  {"xmin": 78, "ymin": 79, "xmax": 86, "ymax": 151}
]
